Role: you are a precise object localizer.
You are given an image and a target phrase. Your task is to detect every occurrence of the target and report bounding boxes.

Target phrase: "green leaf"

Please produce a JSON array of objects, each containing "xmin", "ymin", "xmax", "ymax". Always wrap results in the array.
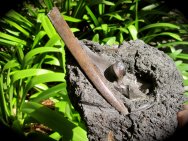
[
  {"xmin": 118, "ymin": 27, "xmax": 129, "ymax": 34},
  {"xmin": 32, "ymin": 83, "xmax": 67, "ymax": 102},
  {"xmin": 0, "ymin": 32, "xmax": 27, "ymax": 46},
  {"xmin": 11, "ymin": 69, "xmax": 54, "ymax": 82},
  {"xmin": 0, "ymin": 38, "xmax": 20, "ymax": 46},
  {"xmin": 55, "ymin": 101, "xmax": 73, "ymax": 120},
  {"xmin": 139, "ymin": 23, "xmax": 180, "ymax": 32},
  {"xmin": 128, "ymin": 25, "xmax": 138, "ymax": 40},
  {"xmin": 4, "ymin": 18, "xmax": 30, "ymax": 37},
  {"xmin": 102, "ymin": 37, "xmax": 118, "ymax": 45},
  {"xmin": 22, "ymin": 102, "xmax": 88, "ymax": 141},
  {"xmin": 25, "ymin": 72, "xmax": 65, "ymax": 93},
  {"xmin": 71, "ymin": 28, "xmax": 80, "ymax": 33},
  {"xmin": 102, "ymin": 0, "xmax": 115, "ymax": 5},
  {"xmin": 177, "ymin": 63, "xmax": 188, "ymax": 72},
  {"xmin": 92, "ymin": 34, "xmax": 99, "ymax": 42},
  {"xmin": 141, "ymin": 3, "xmax": 159, "ymax": 11},
  {"xmin": 44, "ymin": 55, "xmax": 60, "ymax": 66},
  {"xmin": 45, "ymin": 34, "xmax": 61, "ymax": 47},
  {"xmin": 16, "ymin": 46, "xmax": 24, "ymax": 63},
  {"xmin": 184, "ymin": 79, "xmax": 188, "ymax": 86},
  {"xmin": 89, "ymin": 0, "xmax": 115, "ymax": 6},
  {"xmin": 23, "ymin": 47, "xmax": 61, "ymax": 67},
  {"xmin": 40, "ymin": 15, "xmax": 57, "ymax": 38},
  {"xmin": 6, "ymin": 10, "xmax": 33, "ymax": 29},
  {"xmin": 44, "ymin": 0, "xmax": 53, "ymax": 11},
  {"xmin": 157, "ymin": 41, "xmax": 188, "ymax": 48},
  {"xmin": 169, "ymin": 49, "xmax": 182, "ymax": 60},
  {"xmin": 32, "ymin": 31, "xmax": 47, "ymax": 48},
  {"xmin": 3, "ymin": 60, "xmax": 20, "ymax": 71},
  {"xmin": 49, "ymin": 132, "xmax": 61, "ymax": 141},
  {"xmin": 98, "ymin": 3, "xmax": 104, "ymax": 15},
  {"xmin": 142, "ymin": 32, "xmax": 182, "ymax": 43},
  {"xmin": 85, "ymin": 5, "xmax": 100, "ymax": 27},
  {"xmin": 0, "ymin": 74, "xmax": 10, "ymax": 121},
  {"xmin": 176, "ymin": 53, "xmax": 188, "ymax": 60},
  {"xmin": 106, "ymin": 13, "xmax": 124, "ymax": 21},
  {"xmin": 62, "ymin": 14, "xmax": 82, "ymax": 22}
]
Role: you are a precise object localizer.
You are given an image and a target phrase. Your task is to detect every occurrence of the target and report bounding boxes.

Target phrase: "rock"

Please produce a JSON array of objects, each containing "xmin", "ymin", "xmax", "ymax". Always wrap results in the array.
[{"xmin": 66, "ymin": 39, "xmax": 186, "ymax": 141}]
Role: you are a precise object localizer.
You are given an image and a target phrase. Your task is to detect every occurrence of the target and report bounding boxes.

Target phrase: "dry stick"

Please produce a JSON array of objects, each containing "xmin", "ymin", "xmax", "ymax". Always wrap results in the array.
[{"xmin": 47, "ymin": 7, "xmax": 129, "ymax": 115}]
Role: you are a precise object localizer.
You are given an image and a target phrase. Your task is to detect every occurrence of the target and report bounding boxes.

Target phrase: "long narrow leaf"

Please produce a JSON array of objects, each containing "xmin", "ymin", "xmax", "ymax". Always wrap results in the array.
[
  {"xmin": 11, "ymin": 69, "xmax": 54, "ymax": 83},
  {"xmin": 157, "ymin": 41, "xmax": 188, "ymax": 48},
  {"xmin": 22, "ymin": 102, "xmax": 76, "ymax": 134},
  {"xmin": 22, "ymin": 102, "xmax": 88, "ymax": 141},
  {"xmin": 45, "ymin": 34, "xmax": 61, "ymax": 47},
  {"xmin": 0, "ymin": 32, "xmax": 27, "ymax": 46},
  {"xmin": 44, "ymin": 0, "xmax": 53, "ymax": 11},
  {"xmin": 6, "ymin": 10, "xmax": 33, "ymax": 29},
  {"xmin": 31, "ymin": 83, "xmax": 67, "ymax": 102},
  {"xmin": 85, "ymin": 5, "xmax": 100, "ymax": 27},
  {"xmin": 25, "ymin": 73, "xmax": 65, "ymax": 93},
  {"xmin": 32, "ymin": 31, "xmax": 47, "ymax": 48},
  {"xmin": 139, "ymin": 23, "xmax": 180, "ymax": 32},
  {"xmin": 4, "ymin": 18, "xmax": 30, "ymax": 37},
  {"xmin": 177, "ymin": 53, "xmax": 188, "ymax": 60},
  {"xmin": 0, "ymin": 75, "xmax": 10, "ymax": 122},
  {"xmin": 62, "ymin": 14, "xmax": 82, "ymax": 23},
  {"xmin": 23, "ymin": 47, "xmax": 61, "ymax": 67},
  {"xmin": 40, "ymin": 15, "xmax": 57, "ymax": 38},
  {"xmin": 3, "ymin": 60, "xmax": 20, "ymax": 71},
  {"xmin": 0, "ymin": 38, "xmax": 21, "ymax": 46},
  {"xmin": 44, "ymin": 55, "xmax": 60, "ymax": 66},
  {"xmin": 142, "ymin": 32, "xmax": 182, "ymax": 43}
]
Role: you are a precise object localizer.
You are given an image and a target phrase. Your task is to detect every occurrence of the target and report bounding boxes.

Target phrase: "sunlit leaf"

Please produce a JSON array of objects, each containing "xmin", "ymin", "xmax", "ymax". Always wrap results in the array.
[
  {"xmin": 40, "ymin": 15, "xmax": 57, "ymax": 38},
  {"xmin": 128, "ymin": 25, "xmax": 138, "ymax": 40},
  {"xmin": 23, "ymin": 47, "xmax": 61, "ymax": 67},
  {"xmin": 3, "ymin": 60, "xmax": 20, "ymax": 71},
  {"xmin": 11, "ymin": 69, "xmax": 54, "ymax": 82},
  {"xmin": 4, "ymin": 18, "xmax": 30, "ymax": 37},
  {"xmin": 44, "ymin": 55, "xmax": 60, "ymax": 66},
  {"xmin": 176, "ymin": 53, "xmax": 188, "ymax": 60},
  {"xmin": 139, "ymin": 23, "xmax": 180, "ymax": 32},
  {"xmin": 142, "ymin": 32, "xmax": 182, "ymax": 43},
  {"xmin": 22, "ymin": 102, "xmax": 88, "ymax": 141},
  {"xmin": 92, "ymin": 34, "xmax": 99, "ymax": 42},
  {"xmin": 6, "ymin": 10, "xmax": 33, "ymax": 29},
  {"xmin": 141, "ymin": 3, "xmax": 159, "ymax": 11},
  {"xmin": 0, "ymin": 32, "xmax": 27, "ymax": 46},
  {"xmin": 62, "ymin": 14, "xmax": 82, "ymax": 22},
  {"xmin": 32, "ymin": 83, "xmax": 67, "ymax": 102},
  {"xmin": 32, "ymin": 31, "xmax": 47, "ymax": 48},
  {"xmin": 25, "ymin": 72, "xmax": 65, "ymax": 93},
  {"xmin": 157, "ymin": 41, "xmax": 188, "ymax": 48}
]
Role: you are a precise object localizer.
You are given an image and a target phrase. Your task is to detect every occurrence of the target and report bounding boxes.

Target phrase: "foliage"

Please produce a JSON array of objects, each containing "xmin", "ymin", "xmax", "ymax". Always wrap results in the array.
[
  {"xmin": 0, "ymin": 6, "xmax": 87, "ymax": 141},
  {"xmin": 0, "ymin": 0, "xmax": 188, "ymax": 140},
  {"xmin": 51, "ymin": 0, "xmax": 188, "ymax": 91}
]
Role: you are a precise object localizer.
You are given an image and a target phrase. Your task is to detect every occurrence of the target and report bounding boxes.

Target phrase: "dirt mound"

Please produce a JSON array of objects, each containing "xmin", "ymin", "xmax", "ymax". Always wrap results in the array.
[{"xmin": 66, "ymin": 39, "xmax": 186, "ymax": 141}]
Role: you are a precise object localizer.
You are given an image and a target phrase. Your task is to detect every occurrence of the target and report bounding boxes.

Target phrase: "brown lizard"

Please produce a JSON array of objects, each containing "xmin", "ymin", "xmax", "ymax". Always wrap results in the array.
[{"xmin": 47, "ymin": 7, "xmax": 129, "ymax": 115}]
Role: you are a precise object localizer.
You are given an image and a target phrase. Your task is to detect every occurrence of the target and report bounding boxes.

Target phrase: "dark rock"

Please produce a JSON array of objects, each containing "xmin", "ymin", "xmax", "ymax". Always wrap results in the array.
[{"xmin": 66, "ymin": 39, "xmax": 187, "ymax": 141}]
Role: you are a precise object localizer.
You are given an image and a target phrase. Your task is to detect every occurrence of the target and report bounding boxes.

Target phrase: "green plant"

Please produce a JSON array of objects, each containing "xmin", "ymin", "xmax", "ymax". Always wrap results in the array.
[
  {"xmin": 1, "ymin": 0, "xmax": 188, "ymax": 140},
  {"xmin": 0, "ymin": 5, "xmax": 88, "ymax": 141}
]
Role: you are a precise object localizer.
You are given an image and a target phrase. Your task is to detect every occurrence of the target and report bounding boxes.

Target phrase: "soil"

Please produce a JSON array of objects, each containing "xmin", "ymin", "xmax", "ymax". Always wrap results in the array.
[{"xmin": 66, "ymin": 39, "xmax": 187, "ymax": 141}]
